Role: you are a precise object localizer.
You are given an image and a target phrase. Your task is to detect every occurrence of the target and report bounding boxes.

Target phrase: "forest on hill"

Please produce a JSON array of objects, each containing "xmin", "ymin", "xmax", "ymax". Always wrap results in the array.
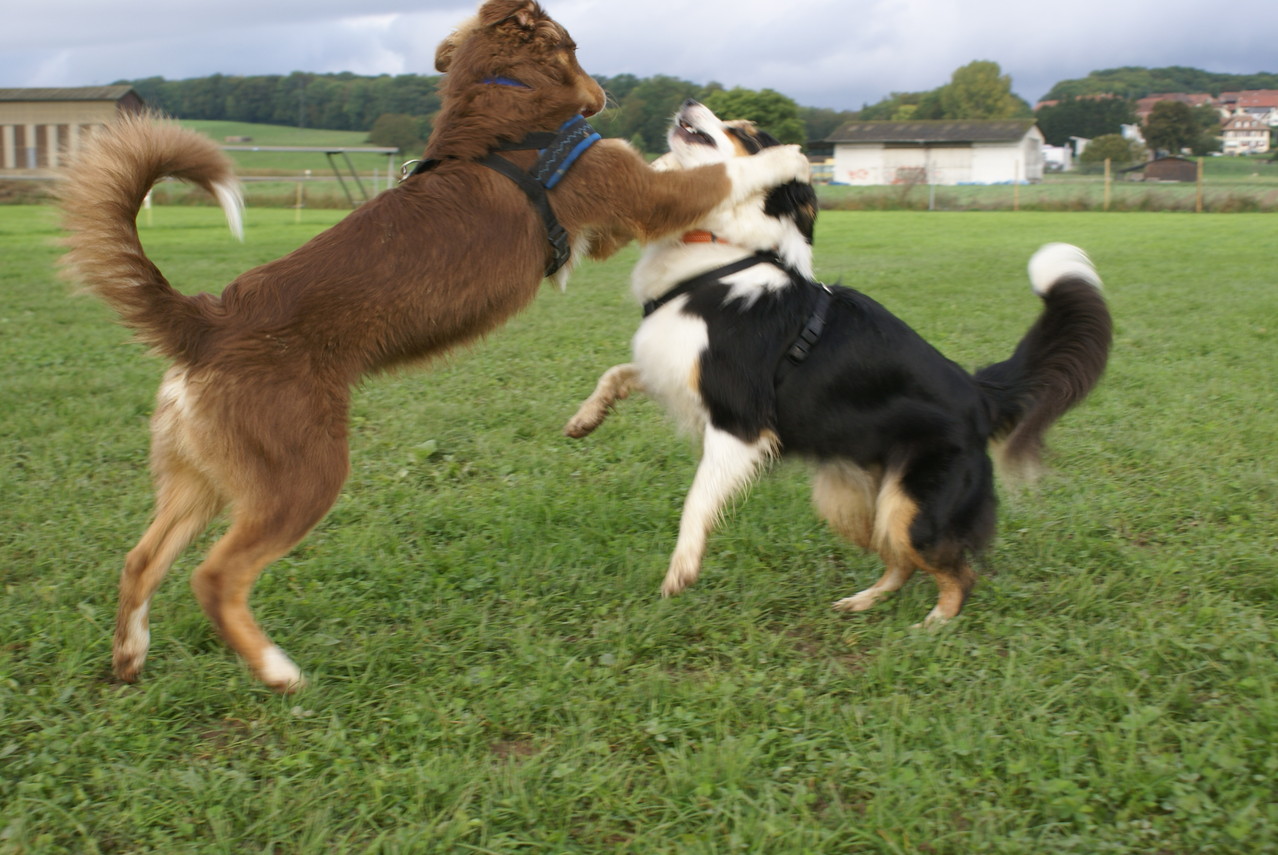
[
  {"xmin": 1041, "ymin": 66, "xmax": 1278, "ymax": 101},
  {"xmin": 119, "ymin": 65, "xmax": 1276, "ymax": 154}
]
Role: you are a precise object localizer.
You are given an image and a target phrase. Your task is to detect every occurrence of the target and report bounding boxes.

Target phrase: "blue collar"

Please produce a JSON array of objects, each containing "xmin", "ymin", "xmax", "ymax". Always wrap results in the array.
[
  {"xmin": 533, "ymin": 115, "xmax": 602, "ymax": 190},
  {"xmin": 482, "ymin": 76, "xmax": 532, "ymax": 89}
]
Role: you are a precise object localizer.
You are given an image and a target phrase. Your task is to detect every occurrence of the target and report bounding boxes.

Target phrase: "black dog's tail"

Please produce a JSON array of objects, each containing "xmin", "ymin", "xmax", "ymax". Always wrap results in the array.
[{"xmin": 975, "ymin": 243, "xmax": 1113, "ymax": 478}]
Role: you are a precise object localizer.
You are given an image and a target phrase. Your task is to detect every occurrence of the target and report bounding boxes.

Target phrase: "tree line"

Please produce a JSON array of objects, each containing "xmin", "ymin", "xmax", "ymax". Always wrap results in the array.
[
  {"xmin": 1041, "ymin": 66, "xmax": 1278, "ymax": 102},
  {"xmin": 119, "ymin": 63, "xmax": 1024, "ymax": 153},
  {"xmin": 121, "ymin": 71, "xmax": 849, "ymax": 154},
  {"xmin": 119, "ymin": 64, "xmax": 1274, "ymax": 157}
]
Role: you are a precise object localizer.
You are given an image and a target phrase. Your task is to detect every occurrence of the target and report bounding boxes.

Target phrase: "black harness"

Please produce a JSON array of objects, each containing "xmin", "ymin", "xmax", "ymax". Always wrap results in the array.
[
  {"xmin": 409, "ymin": 113, "xmax": 600, "ymax": 277},
  {"xmin": 643, "ymin": 253, "xmax": 834, "ymax": 370}
]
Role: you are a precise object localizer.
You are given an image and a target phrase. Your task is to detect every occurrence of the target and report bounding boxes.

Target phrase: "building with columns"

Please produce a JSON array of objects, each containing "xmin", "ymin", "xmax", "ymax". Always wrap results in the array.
[{"xmin": 0, "ymin": 86, "xmax": 144, "ymax": 173}]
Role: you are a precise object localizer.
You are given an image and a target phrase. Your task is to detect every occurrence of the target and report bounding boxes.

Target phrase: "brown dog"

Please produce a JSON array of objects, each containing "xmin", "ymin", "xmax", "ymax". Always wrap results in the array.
[{"xmin": 58, "ymin": 0, "xmax": 809, "ymax": 692}]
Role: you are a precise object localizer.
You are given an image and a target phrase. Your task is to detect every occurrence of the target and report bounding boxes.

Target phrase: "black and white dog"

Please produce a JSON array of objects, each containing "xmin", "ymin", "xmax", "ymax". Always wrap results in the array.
[{"xmin": 566, "ymin": 100, "xmax": 1112, "ymax": 626}]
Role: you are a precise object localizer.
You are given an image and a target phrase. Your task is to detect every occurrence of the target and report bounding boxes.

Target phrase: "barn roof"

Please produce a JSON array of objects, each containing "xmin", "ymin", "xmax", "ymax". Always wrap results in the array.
[
  {"xmin": 0, "ymin": 85, "xmax": 137, "ymax": 103},
  {"xmin": 821, "ymin": 119, "xmax": 1038, "ymax": 145}
]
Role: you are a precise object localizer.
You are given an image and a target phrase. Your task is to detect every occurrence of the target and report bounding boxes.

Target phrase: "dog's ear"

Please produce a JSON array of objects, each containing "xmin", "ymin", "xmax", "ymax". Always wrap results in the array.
[
  {"xmin": 725, "ymin": 122, "xmax": 784, "ymax": 157},
  {"xmin": 435, "ymin": 31, "xmax": 460, "ymax": 72},
  {"xmin": 478, "ymin": 0, "xmax": 542, "ymax": 33},
  {"xmin": 434, "ymin": 1, "xmax": 541, "ymax": 71}
]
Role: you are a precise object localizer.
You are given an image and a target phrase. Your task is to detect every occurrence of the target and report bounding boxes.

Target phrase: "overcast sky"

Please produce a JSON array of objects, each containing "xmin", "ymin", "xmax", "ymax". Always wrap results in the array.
[{"xmin": 3, "ymin": 0, "xmax": 1275, "ymax": 111}]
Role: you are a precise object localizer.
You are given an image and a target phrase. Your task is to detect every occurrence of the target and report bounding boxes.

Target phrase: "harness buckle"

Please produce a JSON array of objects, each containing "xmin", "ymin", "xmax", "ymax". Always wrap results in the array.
[{"xmin": 546, "ymin": 222, "xmax": 572, "ymax": 276}]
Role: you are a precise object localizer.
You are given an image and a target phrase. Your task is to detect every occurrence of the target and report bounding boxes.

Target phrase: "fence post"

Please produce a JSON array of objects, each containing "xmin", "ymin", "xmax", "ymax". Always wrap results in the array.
[
  {"xmin": 1103, "ymin": 158, "xmax": 1112, "ymax": 211},
  {"xmin": 1196, "ymin": 157, "xmax": 1204, "ymax": 213}
]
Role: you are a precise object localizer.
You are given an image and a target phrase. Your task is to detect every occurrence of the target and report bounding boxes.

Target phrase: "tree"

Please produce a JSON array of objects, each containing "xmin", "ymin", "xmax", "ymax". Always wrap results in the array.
[
  {"xmin": 701, "ymin": 87, "xmax": 805, "ymax": 143},
  {"xmin": 1188, "ymin": 104, "xmax": 1223, "ymax": 155},
  {"xmin": 1079, "ymin": 133, "xmax": 1145, "ymax": 169},
  {"xmin": 857, "ymin": 61, "xmax": 1029, "ymax": 122},
  {"xmin": 1042, "ymin": 66, "xmax": 1278, "ymax": 103},
  {"xmin": 367, "ymin": 113, "xmax": 424, "ymax": 155},
  {"xmin": 1035, "ymin": 95, "xmax": 1136, "ymax": 146},
  {"xmin": 1142, "ymin": 100, "xmax": 1201, "ymax": 155},
  {"xmin": 594, "ymin": 75, "xmax": 702, "ymax": 152},
  {"xmin": 936, "ymin": 61, "xmax": 1032, "ymax": 119},
  {"xmin": 799, "ymin": 105, "xmax": 859, "ymax": 144},
  {"xmin": 859, "ymin": 90, "xmax": 943, "ymax": 121}
]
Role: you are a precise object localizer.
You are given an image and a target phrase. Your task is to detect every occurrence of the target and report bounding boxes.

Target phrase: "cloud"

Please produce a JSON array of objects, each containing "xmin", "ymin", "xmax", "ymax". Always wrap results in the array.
[{"xmin": 0, "ymin": 0, "xmax": 1274, "ymax": 110}]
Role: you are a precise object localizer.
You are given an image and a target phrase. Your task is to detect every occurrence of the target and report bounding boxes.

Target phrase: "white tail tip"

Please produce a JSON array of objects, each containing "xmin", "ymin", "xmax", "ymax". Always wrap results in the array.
[
  {"xmin": 213, "ymin": 179, "xmax": 245, "ymax": 242},
  {"xmin": 1028, "ymin": 242, "xmax": 1101, "ymax": 296}
]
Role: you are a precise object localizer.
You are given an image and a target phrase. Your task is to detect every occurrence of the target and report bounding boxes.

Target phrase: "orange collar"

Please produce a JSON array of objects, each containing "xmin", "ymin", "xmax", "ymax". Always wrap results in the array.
[{"xmin": 682, "ymin": 230, "xmax": 727, "ymax": 245}]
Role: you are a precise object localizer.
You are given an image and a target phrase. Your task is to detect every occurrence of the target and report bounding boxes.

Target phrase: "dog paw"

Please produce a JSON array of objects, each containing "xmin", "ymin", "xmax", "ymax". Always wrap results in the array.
[
  {"xmin": 113, "ymin": 653, "xmax": 145, "ymax": 684},
  {"xmin": 257, "ymin": 645, "xmax": 307, "ymax": 693},
  {"xmin": 912, "ymin": 607, "xmax": 955, "ymax": 631},
  {"xmin": 660, "ymin": 559, "xmax": 701, "ymax": 598},
  {"xmin": 113, "ymin": 607, "xmax": 151, "ymax": 683},
  {"xmin": 833, "ymin": 590, "xmax": 884, "ymax": 612},
  {"xmin": 775, "ymin": 144, "xmax": 811, "ymax": 184},
  {"xmin": 563, "ymin": 405, "xmax": 605, "ymax": 438},
  {"xmin": 758, "ymin": 144, "xmax": 811, "ymax": 184},
  {"xmin": 727, "ymin": 145, "xmax": 811, "ymax": 200}
]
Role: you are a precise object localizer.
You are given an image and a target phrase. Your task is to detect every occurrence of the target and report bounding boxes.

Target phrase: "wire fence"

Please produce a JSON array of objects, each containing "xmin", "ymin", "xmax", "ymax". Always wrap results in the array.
[
  {"xmin": 7, "ymin": 160, "xmax": 1278, "ymax": 213},
  {"xmin": 818, "ymin": 162, "xmax": 1278, "ymax": 213}
]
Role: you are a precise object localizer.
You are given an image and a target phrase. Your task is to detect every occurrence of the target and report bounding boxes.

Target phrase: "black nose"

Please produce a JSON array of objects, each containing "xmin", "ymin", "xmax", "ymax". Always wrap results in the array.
[{"xmin": 682, "ymin": 98, "xmax": 701, "ymax": 109}]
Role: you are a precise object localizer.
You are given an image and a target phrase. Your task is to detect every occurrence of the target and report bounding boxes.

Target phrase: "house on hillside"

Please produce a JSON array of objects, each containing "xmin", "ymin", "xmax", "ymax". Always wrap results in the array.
[
  {"xmin": 1219, "ymin": 90, "xmax": 1278, "ymax": 126},
  {"xmin": 812, "ymin": 119, "xmax": 1044, "ymax": 186},
  {"xmin": 1221, "ymin": 113, "xmax": 1271, "ymax": 155},
  {"xmin": 0, "ymin": 85, "xmax": 144, "ymax": 173}
]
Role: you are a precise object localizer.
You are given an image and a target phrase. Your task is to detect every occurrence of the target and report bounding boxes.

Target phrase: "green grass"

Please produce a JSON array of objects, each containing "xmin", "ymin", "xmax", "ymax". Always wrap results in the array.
[
  {"xmin": 181, "ymin": 121, "xmax": 395, "ymax": 174},
  {"xmin": 1, "ymin": 205, "xmax": 1276, "ymax": 853}
]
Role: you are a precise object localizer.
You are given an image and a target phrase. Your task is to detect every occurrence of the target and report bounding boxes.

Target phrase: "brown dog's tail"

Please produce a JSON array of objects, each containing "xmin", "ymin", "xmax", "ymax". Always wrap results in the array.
[
  {"xmin": 975, "ymin": 243, "xmax": 1113, "ymax": 478},
  {"xmin": 58, "ymin": 113, "xmax": 243, "ymax": 362}
]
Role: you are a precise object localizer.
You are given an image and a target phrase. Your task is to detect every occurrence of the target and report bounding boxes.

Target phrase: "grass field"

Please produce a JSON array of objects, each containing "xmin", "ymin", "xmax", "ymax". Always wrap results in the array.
[{"xmin": 1, "ymin": 203, "xmax": 1276, "ymax": 853}]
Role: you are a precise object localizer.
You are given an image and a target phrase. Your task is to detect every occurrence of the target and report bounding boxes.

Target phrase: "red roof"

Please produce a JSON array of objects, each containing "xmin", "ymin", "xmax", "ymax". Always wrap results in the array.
[{"xmin": 1236, "ymin": 90, "xmax": 1278, "ymax": 108}]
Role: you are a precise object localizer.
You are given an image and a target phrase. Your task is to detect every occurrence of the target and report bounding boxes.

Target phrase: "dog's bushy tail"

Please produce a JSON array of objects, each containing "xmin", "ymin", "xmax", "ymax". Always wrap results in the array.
[
  {"xmin": 58, "ymin": 112, "xmax": 243, "ymax": 363},
  {"xmin": 975, "ymin": 243, "xmax": 1112, "ymax": 478}
]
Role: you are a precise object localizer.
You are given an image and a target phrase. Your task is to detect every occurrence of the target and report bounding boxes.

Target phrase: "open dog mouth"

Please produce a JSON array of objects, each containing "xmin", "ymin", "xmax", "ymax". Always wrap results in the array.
[{"xmin": 675, "ymin": 118, "xmax": 716, "ymax": 146}]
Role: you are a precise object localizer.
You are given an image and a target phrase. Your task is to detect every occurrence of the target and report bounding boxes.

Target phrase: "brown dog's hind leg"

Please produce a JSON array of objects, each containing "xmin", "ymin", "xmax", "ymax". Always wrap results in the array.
[
  {"xmin": 114, "ymin": 462, "xmax": 224, "ymax": 683},
  {"xmin": 189, "ymin": 491, "xmax": 337, "ymax": 693},
  {"xmin": 189, "ymin": 426, "xmax": 350, "ymax": 693}
]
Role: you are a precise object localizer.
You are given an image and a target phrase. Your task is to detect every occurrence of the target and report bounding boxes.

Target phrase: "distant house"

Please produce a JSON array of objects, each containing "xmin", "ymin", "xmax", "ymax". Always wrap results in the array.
[
  {"xmin": 813, "ymin": 119, "xmax": 1044, "ymax": 186},
  {"xmin": 1221, "ymin": 113, "xmax": 1271, "ymax": 155},
  {"xmin": 1219, "ymin": 90, "xmax": 1278, "ymax": 126},
  {"xmin": 0, "ymin": 85, "xmax": 144, "ymax": 172}
]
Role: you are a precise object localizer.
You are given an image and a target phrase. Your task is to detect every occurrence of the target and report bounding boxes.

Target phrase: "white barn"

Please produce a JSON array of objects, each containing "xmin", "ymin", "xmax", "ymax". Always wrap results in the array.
[{"xmin": 816, "ymin": 119, "xmax": 1044, "ymax": 186}]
